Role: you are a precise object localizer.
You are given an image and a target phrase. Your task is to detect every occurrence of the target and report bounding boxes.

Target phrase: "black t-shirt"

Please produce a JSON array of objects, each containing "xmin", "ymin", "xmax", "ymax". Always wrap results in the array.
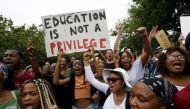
[
  {"xmin": 103, "ymin": 61, "xmax": 115, "ymax": 69},
  {"xmin": 44, "ymin": 74, "xmax": 71, "ymax": 109}
]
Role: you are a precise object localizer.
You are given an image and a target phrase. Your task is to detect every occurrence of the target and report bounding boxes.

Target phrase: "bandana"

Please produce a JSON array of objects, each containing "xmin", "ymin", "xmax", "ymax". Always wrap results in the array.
[
  {"xmin": 0, "ymin": 63, "xmax": 8, "ymax": 80},
  {"xmin": 139, "ymin": 77, "xmax": 178, "ymax": 108}
]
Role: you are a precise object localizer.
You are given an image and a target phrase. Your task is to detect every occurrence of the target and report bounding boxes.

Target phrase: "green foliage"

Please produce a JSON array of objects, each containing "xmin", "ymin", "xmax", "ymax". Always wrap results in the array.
[
  {"xmin": 115, "ymin": 0, "xmax": 190, "ymax": 54},
  {"xmin": 0, "ymin": 15, "xmax": 46, "ymax": 65}
]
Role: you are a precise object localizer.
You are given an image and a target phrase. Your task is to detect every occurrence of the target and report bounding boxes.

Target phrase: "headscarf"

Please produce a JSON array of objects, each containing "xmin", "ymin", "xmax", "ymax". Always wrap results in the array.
[
  {"xmin": 0, "ymin": 63, "xmax": 8, "ymax": 80},
  {"xmin": 139, "ymin": 77, "xmax": 178, "ymax": 109}
]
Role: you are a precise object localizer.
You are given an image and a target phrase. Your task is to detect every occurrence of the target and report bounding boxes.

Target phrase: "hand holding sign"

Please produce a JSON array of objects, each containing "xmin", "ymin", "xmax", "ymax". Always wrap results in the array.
[{"xmin": 149, "ymin": 25, "xmax": 158, "ymax": 40}]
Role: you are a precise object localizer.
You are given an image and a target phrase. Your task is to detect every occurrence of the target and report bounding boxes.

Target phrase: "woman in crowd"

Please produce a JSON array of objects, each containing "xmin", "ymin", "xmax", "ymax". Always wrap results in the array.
[
  {"xmin": 83, "ymin": 51, "xmax": 132, "ymax": 109},
  {"xmin": 53, "ymin": 50, "xmax": 93, "ymax": 109},
  {"xmin": 0, "ymin": 63, "xmax": 20, "ymax": 109},
  {"xmin": 114, "ymin": 26, "xmax": 151, "ymax": 85},
  {"xmin": 25, "ymin": 65, "xmax": 35, "ymax": 77},
  {"xmin": 103, "ymin": 49, "xmax": 115, "ymax": 69},
  {"xmin": 157, "ymin": 47, "xmax": 190, "ymax": 90},
  {"xmin": 88, "ymin": 47, "xmax": 107, "ymax": 109},
  {"xmin": 20, "ymin": 78, "xmax": 59, "ymax": 109},
  {"xmin": 130, "ymin": 77, "xmax": 178, "ymax": 109},
  {"xmin": 59, "ymin": 56, "xmax": 72, "ymax": 80}
]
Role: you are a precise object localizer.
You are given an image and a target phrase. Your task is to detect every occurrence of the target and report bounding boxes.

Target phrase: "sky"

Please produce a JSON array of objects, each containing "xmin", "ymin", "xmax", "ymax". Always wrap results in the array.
[{"xmin": 0, "ymin": 0, "xmax": 132, "ymax": 30}]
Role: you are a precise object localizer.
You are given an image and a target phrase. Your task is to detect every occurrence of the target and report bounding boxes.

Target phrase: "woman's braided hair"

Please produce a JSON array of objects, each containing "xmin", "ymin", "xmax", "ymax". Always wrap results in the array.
[{"xmin": 20, "ymin": 78, "xmax": 57, "ymax": 109}]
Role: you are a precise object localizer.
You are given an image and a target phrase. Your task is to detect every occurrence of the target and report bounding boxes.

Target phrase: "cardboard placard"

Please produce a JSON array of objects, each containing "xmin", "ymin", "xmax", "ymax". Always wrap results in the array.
[{"xmin": 155, "ymin": 30, "xmax": 173, "ymax": 49}]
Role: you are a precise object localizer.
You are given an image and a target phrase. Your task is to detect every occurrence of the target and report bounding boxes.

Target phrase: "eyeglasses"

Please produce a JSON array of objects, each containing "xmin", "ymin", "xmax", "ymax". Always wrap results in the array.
[
  {"xmin": 167, "ymin": 55, "xmax": 185, "ymax": 61},
  {"xmin": 107, "ymin": 77, "xmax": 123, "ymax": 83}
]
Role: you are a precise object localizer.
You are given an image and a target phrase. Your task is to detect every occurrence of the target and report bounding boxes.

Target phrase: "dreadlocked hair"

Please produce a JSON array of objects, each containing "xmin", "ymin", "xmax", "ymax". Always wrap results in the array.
[{"xmin": 20, "ymin": 78, "xmax": 57, "ymax": 109}]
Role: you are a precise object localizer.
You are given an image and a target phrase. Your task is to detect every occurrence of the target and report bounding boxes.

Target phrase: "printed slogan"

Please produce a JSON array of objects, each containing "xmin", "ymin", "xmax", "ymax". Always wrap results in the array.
[{"xmin": 42, "ymin": 9, "xmax": 110, "ymax": 57}]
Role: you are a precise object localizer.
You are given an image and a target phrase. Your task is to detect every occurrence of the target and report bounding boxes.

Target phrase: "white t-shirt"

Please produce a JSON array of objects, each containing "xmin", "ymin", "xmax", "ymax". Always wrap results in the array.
[
  {"xmin": 126, "ymin": 57, "xmax": 144, "ymax": 85},
  {"xmin": 103, "ymin": 93, "xmax": 126, "ymax": 109}
]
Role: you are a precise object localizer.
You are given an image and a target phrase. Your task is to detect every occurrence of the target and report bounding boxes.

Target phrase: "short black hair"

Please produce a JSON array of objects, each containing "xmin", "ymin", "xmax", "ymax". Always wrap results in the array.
[
  {"xmin": 124, "ymin": 47, "xmax": 133, "ymax": 53},
  {"xmin": 5, "ymin": 48, "xmax": 23, "ymax": 59}
]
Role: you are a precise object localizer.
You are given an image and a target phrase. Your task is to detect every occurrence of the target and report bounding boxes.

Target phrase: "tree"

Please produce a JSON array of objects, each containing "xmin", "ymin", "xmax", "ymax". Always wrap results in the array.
[
  {"xmin": 114, "ymin": 0, "xmax": 190, "ymax": 54},
  {"xmin": 0, "ymin": 15, "xmax": 46, "ymax": 65}
]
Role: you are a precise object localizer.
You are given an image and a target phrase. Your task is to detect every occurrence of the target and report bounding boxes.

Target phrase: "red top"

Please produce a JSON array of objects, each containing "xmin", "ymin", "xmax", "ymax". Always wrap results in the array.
[
  {"xmin": 174, "ymin": 83, "xmax": 190, "ymax": 109},
  {"xmin": 14, "ymin": 71, "xmax": 35, "ymax": 89}
]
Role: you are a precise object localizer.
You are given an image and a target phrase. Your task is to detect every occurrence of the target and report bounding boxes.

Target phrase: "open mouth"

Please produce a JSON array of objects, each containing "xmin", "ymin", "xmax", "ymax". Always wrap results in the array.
[
  {"xmin": 172, "ymin": 62, "xmax": 183, "ymax": 69},
  {"xmin": 109, "ymin": 85, "xmax": 114, "ymax": 90},
  {"xmin": 124, "ymin": 61, "xmax": 130, "ymax": 67},
  {"xmin": 74, "ymin": 68, "xmax": 80, "ymax": 72},
  {"xmin": 61, "ymin": 64, "xmax": 65, "ymax": 66},
  {"xmin": 24, "ymin": 104, "xmax": 33, "ymax": 109},
  {"xmin": 74, "ymin": 69, "xmax": 82, "ymax": 74},
  {"xmin": 5, "ymin": 62, "xmax": 12, "ymax": 65}
]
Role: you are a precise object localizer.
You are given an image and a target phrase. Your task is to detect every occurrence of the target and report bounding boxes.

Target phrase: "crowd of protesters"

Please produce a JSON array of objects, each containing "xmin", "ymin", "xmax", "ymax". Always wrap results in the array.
[{"xmin": 0, "ymin": 25, "xmax": 190, "ymax": 109}]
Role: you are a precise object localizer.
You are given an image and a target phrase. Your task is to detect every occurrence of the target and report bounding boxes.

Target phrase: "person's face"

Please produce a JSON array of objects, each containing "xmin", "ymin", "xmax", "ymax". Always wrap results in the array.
[
  {"xmin": 3, "ymin": 50, "xmax": 21, "ymax": 69},
  {"xmin": 21, "ymin": 83, "xmax": 40, "ymax": 109},
  {"xmin": 165, "ymin": 51, "xmax": 185, "ymax": 74},
  {"xmin": 105, "ymin": 50, "xmax": 113, "ymax": 60},
  {"xmin": 98, "ymin": 62, "xmax": 104, "ymax": 73},
  {"xmin": 107, "ymin": 72, "xmax": 124, "ymax": 93},
  {"xmin": 154, "ymin": 49, "xmax": 162, "ymax": 59},
  {"xmin": 72, "ymin": 60, "xmax": 84, "ymax": 76},
  {"xmin": 50, "ymin": 63, "xmax": 56, "ymax": 74},
  {"xmin": 129, "ymin": 82, "xmax": 165, "ymax": 109},
  {"xmin": 45, "ymin": 62, "xmax": 50, "ymax": 68},
  {"xmin": 61, "ymin": 58, "xmax": 67, "ymax": 68},
  {"xmin": 27, "ymin": 68, "xmax": 35, "ymax": 76},
  {"xmin": 71, "ymin": 57, "xmax": 76, "ymax": 63},
  {"xmin": 120, "ymin": 52, "xmax": 132, "ymax": 70}
]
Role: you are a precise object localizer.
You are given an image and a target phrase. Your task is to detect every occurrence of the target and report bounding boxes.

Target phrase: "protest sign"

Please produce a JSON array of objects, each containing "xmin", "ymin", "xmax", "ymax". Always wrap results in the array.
[
  {"xmin": 42, "ymin": 9, "xmax": 110, "ymax": 57},
  {"xmin": 155, "ymin": 30, "xmax": 173, "ymax": 49},
  {"xmin": 180, "ymin": 16, "xmax": 190, "ymax": 39}
]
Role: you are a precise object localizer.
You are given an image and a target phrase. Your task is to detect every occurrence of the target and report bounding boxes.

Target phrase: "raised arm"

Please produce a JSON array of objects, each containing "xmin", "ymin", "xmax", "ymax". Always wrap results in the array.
[
  {"xmin": 96, "ymin": 50, "xmax": 106, "ymax": 62},
  {"xmin": 113, "ymin": 22, "xmax": 125, "ymax": 52},
  {"xmin": 149, "ymin": 25, "xmax": 158, "ymax": 43},
  {"xmin": 27, "ymin": 46, "xmax": 43, "ymax": 78},
  {"xmin": 89, "ymin": 46, "xmax": 100, "ymax": 75},
  {"xmin": 53, "ymin": 50, "xmax": 69, "ymax": 85},
  {"xmin": 83, "ymin": 51, "xmax": 109, "ymax": 94},
  {"xmin": 137, "ymin": 27, "xmax": 151, "ymax": 66}
]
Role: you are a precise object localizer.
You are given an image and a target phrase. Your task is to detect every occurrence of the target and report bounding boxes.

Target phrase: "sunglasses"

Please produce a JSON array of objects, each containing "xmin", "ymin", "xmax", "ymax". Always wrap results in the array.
[{"xmin": 107, "ymin": 77, "xmax": 123, "ymax": 83}]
